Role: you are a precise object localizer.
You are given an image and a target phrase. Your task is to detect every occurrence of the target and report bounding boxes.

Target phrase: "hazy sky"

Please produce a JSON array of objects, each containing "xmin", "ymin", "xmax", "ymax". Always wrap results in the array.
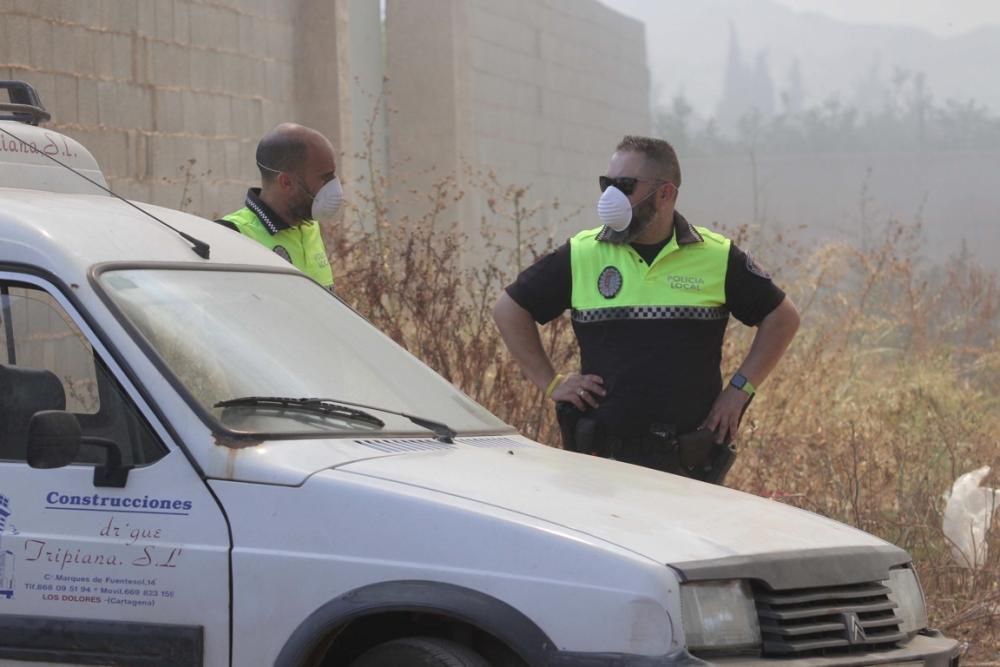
[
  {"xmin": 771, "ymin": 0, "xmax": 1000, "ymax": 36},
  {"xmin": 599, "ymin": 0, "xmax": 1000, "ymax": 114}
]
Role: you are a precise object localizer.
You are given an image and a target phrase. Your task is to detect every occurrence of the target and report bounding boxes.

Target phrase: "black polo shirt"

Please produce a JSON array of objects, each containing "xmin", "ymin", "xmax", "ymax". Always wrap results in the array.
[{"xmin": 505, "ymin": 213, "xmax": 785, "ymax": 436}]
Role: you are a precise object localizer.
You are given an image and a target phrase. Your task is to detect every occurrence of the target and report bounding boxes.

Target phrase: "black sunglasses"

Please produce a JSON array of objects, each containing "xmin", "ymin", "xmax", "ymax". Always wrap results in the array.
[{"xmin": 599, "ymin": 176, "xmax": 669, "ymax": 196}]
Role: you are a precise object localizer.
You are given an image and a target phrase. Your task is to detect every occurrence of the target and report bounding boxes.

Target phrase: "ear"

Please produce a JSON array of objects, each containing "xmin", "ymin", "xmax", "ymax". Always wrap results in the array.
[
  {"xmin": 276, "ymin": 171, "xmax": 295, "ymax": 192},
  {"xmin": 662, "ymin": 182, "xmax": 678, "ymax": 204}
]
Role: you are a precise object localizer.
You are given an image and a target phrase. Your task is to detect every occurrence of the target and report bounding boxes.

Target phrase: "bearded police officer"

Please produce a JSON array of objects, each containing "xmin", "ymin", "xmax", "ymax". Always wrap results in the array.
[
  {"xmin": 492, "ymin": 135, "xmax": 800, "ymax": 483},
  {"xmin": 218, "ymin": 123, "xmax": 342, "ymax": 290}
]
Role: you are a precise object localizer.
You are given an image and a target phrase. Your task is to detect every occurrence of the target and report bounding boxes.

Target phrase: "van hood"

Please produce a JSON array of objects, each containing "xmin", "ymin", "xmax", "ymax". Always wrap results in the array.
[{"xmin": 334, "ymin": 437, "xmax": 907, "ymax": 586}]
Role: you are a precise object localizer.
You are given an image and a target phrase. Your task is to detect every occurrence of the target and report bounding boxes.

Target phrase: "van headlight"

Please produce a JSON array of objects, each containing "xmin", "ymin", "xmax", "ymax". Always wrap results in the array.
[
  {"xmin": 680, "ymin": 580, "xmax": 760, "ymax": 651},
  {"xmin": 885, "ymin": 567, "xmax": 928, "ymax": 634}
]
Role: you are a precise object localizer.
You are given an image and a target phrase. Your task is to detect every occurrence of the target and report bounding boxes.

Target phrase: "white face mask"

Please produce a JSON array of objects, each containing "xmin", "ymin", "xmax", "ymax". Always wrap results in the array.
[
  {"xmin": 596, "ymin": 185, "xmax": 634, "ymax": 232},
  {"xmin": 309, "ymin": 177, "xmax": 343, "ymax": 221}
]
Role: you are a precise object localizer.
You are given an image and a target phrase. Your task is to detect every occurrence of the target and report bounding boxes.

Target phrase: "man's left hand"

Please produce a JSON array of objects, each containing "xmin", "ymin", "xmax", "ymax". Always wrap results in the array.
[{"xmin": 701, "ymin": 386, "xmax": 751, "ymax": 444}]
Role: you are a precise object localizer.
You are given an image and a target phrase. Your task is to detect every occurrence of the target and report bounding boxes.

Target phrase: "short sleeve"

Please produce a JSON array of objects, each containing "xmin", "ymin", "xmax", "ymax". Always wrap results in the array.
[
  {"xmin": 725, "ymin": 243, "xmax": 786, "ymax": 326},
  {"xmin": 504, "ymin": 243, "xmax": 572, "ymax": 324}
]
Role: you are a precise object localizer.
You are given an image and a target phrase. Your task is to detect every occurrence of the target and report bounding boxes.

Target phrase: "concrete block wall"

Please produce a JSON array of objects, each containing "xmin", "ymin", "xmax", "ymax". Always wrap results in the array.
[
  {"xmin": 0, "ymin": 0, "xmax": 358, "ymax": 220},
  {"xmin": 386, "ymin": 0, "xmax": 650, "ymax": 246}
]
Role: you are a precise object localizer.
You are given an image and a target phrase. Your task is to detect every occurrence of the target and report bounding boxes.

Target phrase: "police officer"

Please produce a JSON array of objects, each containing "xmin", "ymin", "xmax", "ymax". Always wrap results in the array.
[
  {"xmin": 218, "ymin": 123, "xmax": 342, "ymax": 290},
  {"xmin": 492, "ymin": 135, "xmax": 800, "ymax": 482}
]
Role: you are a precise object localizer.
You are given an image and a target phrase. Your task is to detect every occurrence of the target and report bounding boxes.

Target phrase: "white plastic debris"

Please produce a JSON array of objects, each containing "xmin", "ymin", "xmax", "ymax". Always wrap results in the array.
[{"xmin": 942, "ymin": 466, "xmax": 998, "ymax": 569}]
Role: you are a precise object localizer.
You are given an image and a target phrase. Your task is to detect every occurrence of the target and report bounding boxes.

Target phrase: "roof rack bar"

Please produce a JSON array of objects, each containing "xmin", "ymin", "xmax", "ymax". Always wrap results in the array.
[{"xmin": 0, "ymin": 81, "xmax": 51, "ymax": 125}]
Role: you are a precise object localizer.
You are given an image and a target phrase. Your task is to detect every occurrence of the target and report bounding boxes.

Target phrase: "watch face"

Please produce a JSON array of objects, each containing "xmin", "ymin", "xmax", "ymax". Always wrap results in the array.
[{"xmin": 731, "ymin": 374, "xmax": 747, "ymax": 389}]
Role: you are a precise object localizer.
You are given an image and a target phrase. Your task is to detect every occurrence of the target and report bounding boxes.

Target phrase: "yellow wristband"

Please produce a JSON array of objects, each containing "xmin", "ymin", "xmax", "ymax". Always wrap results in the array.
[{"xmin": 544, "ymin": 373, "xmax": 564, "ymax": 399}]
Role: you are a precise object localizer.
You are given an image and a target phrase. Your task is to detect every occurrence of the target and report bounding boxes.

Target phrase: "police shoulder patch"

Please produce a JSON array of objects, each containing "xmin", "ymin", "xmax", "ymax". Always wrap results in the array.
[
  {"xmin": 746, "ymin": 251, "xmax": 771, "ymax": 279},
  {"xmin": 597, "ymin": 266, "xmax": 623, "ymax": 299},
  {"xmin": 273, "ymin": 245, "xmax": 292, "ymax": 263}
]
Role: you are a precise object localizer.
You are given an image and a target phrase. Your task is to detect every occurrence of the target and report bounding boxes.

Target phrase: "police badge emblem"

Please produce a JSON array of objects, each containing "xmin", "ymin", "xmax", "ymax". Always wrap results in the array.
[
  {"xmin": 597, "ymin": 266, "xmax": 623, "ymax": 298},
  {"xmin": 273, "ymin": 245, "xmax": 292, "ymax": 263}
]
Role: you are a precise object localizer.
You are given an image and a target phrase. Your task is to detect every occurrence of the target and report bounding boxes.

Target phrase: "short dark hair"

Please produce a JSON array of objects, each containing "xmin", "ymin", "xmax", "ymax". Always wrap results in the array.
[
  {"xmin": 616, "ymin": 135, "xmax": 682, "ymax": 188},
  {"xmin": 256, "ymin": 134, "xmax": 308, "ymax": 182}
]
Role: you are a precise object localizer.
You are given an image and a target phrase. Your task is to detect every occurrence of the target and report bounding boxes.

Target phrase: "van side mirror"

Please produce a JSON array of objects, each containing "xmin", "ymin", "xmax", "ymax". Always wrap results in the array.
[
  {"xmin": 27, "ymin": 410, "xmax": 81, "ymax": 469},
  {"xmin": 27, "ymin": 410, "xmax": 132, "ymax": 488}
]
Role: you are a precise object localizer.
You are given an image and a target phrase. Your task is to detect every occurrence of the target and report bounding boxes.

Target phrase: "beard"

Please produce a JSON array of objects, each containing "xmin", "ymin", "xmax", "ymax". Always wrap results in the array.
[
  {"xmin": 289, "ymin": 194, "xmax": 313, "ymax": 223},
  {"xmin": 606, "ymin": 196, "xmax": 657, "ymax": 244}
]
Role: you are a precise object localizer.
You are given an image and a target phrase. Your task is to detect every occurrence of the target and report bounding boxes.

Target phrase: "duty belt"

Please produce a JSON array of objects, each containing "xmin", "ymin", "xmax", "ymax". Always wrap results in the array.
[{"xmin": 555, "ymin": 403, "xmax": 736, "ymax": 485}]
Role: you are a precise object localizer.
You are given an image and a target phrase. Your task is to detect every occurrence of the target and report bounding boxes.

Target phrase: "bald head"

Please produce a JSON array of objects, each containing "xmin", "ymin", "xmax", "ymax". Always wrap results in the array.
[
  {"xmin": 254, "ymin": 123, "xmax": 339, "ymax": 225},
  {"xmin": 256, "ymin": 123, "xmax": 334, "ymax": 184}
]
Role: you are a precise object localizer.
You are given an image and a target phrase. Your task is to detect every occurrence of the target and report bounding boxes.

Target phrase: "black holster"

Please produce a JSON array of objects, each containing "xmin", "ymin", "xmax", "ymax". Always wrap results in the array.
[{"xmin": 555, "ymin": 402, "xmax": 613, "ymax": 457}]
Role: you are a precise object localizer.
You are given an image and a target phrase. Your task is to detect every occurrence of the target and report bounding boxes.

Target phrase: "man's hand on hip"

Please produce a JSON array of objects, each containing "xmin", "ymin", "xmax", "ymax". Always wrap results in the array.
[
  {"xmin": 701, "ymin": 386, "xmax": 751, "ymax": 444},
  {"xmin": 551, "ymin": 373, "xmax": 605, "ymax": 411}
]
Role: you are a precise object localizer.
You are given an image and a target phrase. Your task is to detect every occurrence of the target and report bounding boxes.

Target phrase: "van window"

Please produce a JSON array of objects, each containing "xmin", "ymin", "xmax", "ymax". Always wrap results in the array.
[{"xmin": 0, "ymin": 282, "xmax": 166, "ymax": 465}]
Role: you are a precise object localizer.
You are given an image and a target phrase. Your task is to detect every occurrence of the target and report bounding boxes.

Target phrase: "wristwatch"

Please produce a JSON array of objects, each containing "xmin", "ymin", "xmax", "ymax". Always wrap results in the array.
[{"xmin": 730, "ymin": 372, "xmax": 755, "ymax": 397}]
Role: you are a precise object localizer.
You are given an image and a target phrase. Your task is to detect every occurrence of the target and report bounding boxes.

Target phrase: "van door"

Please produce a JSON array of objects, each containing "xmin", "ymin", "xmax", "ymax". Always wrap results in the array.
[{"xmin": 0, "ymin": 275, "xmax": 230, "ymax": 666}]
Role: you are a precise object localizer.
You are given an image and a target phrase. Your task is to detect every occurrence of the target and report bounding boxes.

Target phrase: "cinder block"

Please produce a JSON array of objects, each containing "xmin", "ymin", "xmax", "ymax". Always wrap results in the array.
[
  {"xmin": 12, "ymin": 0, "xmax": 40, "ymax": 13},
  {"xmin": 237, "ymin": 13, "xmax": 254, "ymax": 53},
  {"xmin": 227, "ymin": 94, "xmax": 249, "ymax": 137},
  {"xmin": 189, "ymin": 3, "xmax": 238, "ymax": 51},
  {"xmin": 95, "ymin": 80, "xmax": 119, "ymax": 126},
  {"xmin": 189, "ymin": 47, "xmax": 218, "ymax": 91},
  {"xmin": 52, "ymin": 73, "xmax": 78, "ymax": 124},
  {"xmin": 81, "ymin": 128, "xmax": 128, "ymax": 179},
  {"xmin": 51, "ymin": 24, "xmax": 77, "ymax": 72},
  {"xmin": 237, "ymin": 139, "xmax": 257, "ymax": 180},
  {"xmin": 153, "ymin": 0, "xmax": 175, "ymax": 42},
  {"xmin": 173, "ymin": 0, "xmax": 190, "ymax": 44},
  {"xmin": 100, "ymin": 129, "xmax": 129, "ymax": 178},
  {"xmin": 0, "ymin": 15, "xmax": 8, "ymax": 66},
  {"xmin": 132, "ymin": 35, "xmax": 151, "ymax": 86},
  {"xmin": 27, "ymin": 16, "xmax": 55, "ymax": 70},
  {"xmin": 212, "ymin": 94, "xmax": 231, "ymax": 135},
  {"xmin": 204, "ymin": 138, "xmax": 225, "ymax": 179},
  {"xmin": 262, "ymin": 60, "xmax": 294, "ymax": 101},
  {"xmin": 128, "ymin": 129, "xmax": 149, "ymax": 180},
  {"xmin": 4, "ymin": 15, "xmax": 30, "ymax": 67},
  {"xmin": 136, "ymin": 0, "xmax": 156, "ymax": 37},
  {"xmin": 264, "ymin": 19, "xmax": 294, "ymax": 63},
  {"xmin": 51, "ymin": 0, "xmax": 88, "ymax": 24},
  {"xmin": 152, "ymin": 88, "xmax": 184, "ymax": 133},
  {"xmin": 94, "ymin": 33, "xmax": 118, "ymax": 80},
  {"xmin": 179, "ymin": 91, "xmax": 214, "ymax": 136},
  {"xmin": 147, "ymin": 133, "xmax": 178, "ymax": 179},
  {"xmin": 111, "ymin": 34, "xmax": 134, "ymax": 80},
  {"xmin": 196, "ymin": 93, "xmax": 218, "ymax": 135},
  {"xmin": 100, "ymin": 0, "xmax": 139, "ymax": 34},
  {"xmin": 120, "ymin": 84, "xmax": 154, "ymax": 129},
  {"xmin": 150, "ymin": 41, "xmax": 190, "ymax": 87},
  {"xmin": 222, "ymin": 138, "xmax": 241, "ymax": 180},
  {"xmin": 73, "ymin": 77, "xmax": 98, "ymax": 126},
  {"xmin": 216, "ymin": 52, "xmax": 238, "ymax": 95}
]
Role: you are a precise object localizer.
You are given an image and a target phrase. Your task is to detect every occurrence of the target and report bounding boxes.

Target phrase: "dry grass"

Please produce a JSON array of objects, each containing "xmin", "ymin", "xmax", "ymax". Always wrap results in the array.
[{"xmin": 328, "ymin": 142, "xmax": 999, "ymax": 658}]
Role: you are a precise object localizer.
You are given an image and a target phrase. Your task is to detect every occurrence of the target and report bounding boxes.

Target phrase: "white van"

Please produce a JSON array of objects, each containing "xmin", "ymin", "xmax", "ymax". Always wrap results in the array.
[{"xmin": 0, "ymin": 82, "xmax": 960, "ymax": 667}]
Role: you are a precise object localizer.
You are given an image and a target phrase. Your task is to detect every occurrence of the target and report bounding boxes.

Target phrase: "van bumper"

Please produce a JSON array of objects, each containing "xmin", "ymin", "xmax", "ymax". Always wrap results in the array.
[{"xmin": 549, "ymin": 630, "xmax": 960, "ymax": 667}]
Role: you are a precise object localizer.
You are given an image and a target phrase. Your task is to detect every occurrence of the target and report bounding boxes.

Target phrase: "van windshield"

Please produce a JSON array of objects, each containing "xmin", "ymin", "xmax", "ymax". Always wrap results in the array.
[{"xmin": 99, "ymin": 269, "xmax": 510, "ymax": 437}]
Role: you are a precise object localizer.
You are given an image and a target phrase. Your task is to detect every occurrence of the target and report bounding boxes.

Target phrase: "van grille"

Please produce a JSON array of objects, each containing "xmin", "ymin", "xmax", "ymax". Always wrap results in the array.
[{"xmin": 755, "ymin": 581, "xmax": 906, "ymax": 656}]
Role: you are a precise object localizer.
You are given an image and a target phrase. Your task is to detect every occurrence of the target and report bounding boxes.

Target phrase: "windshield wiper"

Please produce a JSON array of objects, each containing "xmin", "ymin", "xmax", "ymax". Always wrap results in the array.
[
  {"xmin": 214, "ymin": 396, "xmax": 385, "ymax": 429},
  {"xmin": 214, "ymin": 396, "xmax": 457, "ymax": 443}
]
